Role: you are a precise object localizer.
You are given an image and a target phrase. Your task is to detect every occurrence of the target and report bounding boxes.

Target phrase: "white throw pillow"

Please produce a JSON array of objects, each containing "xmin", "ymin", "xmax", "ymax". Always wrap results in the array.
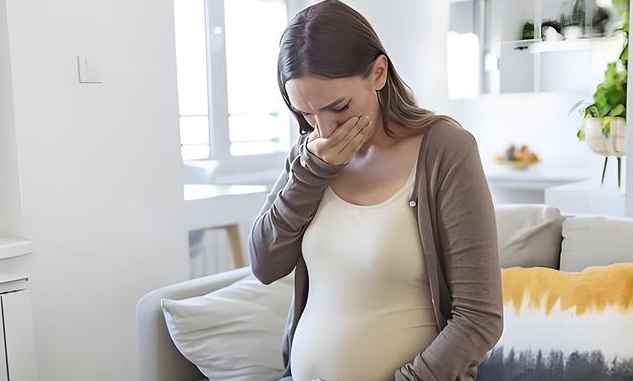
[
  {"xmin": 560, "ymin": 215, "xmax": 633, "ymax": 271},
  {"xmin": 494, "ymin": 204, "xmax": 563, "ymax": 268},
  {"xmin": 161, "ymin": 274, "xmax": 293, "ymax": 381}
]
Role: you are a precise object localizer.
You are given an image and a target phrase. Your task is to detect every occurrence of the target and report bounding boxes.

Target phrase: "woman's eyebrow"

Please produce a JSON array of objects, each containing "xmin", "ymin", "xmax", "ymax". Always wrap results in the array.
[
  {"xmin": 320, "ymin": 97, "xmax": 347, "ymax": 110},
  {"xmin": 291, "ymin": 97, "xmax": 348, "ymax": 114}
]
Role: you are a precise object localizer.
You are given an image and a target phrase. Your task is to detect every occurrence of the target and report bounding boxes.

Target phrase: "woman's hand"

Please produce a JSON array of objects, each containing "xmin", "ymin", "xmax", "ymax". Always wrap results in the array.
[{"xmin": 306, "ymin": 115, "xmax": 373, "ymax": 165}]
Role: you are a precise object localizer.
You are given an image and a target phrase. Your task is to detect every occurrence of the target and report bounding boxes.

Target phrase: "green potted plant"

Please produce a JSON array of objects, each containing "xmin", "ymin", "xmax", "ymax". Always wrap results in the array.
[
  {"xmin": 572, "ymin": 19, "xmax": 628, "ymax": 140},
  {"xmin": 570, "ymin": 5, "xmax": 628, "ymax": 185}
]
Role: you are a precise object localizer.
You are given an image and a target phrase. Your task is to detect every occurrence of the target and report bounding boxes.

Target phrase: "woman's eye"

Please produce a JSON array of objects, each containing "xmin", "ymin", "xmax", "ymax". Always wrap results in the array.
[{"xmin": 333, "ymin": 103, "xmax": 350, "ymax": 112}]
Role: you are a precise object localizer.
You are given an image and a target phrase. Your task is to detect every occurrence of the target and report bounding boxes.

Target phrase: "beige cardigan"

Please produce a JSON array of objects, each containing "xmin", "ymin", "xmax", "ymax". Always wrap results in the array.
[{"xmin": 249, "ymin": 120, "xmax": 503, "ymax": 381}]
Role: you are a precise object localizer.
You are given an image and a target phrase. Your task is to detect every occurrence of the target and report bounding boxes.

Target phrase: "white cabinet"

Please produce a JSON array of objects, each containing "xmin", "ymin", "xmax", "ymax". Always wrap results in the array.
[{"xmin": 0, "ymin": 275, "xmax": 37, "ymax": 381}]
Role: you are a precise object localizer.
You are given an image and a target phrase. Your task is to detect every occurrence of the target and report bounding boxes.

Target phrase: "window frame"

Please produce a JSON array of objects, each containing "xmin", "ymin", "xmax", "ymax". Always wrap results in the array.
[{"xmin": 182, "ymin": 0, "xmax": 296, "ymax": 181}]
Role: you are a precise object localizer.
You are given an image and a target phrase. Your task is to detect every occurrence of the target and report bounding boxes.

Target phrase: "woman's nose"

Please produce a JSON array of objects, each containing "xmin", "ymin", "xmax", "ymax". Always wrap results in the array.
[{"xmin": 314, "ymin": 114, "xmax": 339, "ymax": 138}]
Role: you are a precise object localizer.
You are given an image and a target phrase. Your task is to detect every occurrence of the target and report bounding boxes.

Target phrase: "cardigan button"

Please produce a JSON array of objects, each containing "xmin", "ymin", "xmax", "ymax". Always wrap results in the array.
[{"xmin": 408, "ymin": 200, "xmax": 417, "ymax": 207}]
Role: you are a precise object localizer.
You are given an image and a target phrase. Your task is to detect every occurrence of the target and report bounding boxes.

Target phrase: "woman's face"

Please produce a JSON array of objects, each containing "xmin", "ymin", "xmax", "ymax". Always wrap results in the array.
[{"xmin": 284, "ymin": 57, "xmax": 387, "ymax": 138}]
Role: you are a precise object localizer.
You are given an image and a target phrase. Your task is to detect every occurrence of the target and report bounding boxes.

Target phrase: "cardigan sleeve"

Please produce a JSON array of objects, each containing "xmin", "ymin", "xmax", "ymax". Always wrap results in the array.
[
  {"xmin": 249, "ymin": 135, "xmax": 344, "ymax": 284},
  {"xmin": 395, "ymin": 126, "xmax": 503, "ymax": 381}
]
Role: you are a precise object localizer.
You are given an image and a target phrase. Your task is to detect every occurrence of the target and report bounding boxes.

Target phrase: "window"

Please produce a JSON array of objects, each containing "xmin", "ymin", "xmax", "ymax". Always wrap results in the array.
[
  {"xmin": 447, "ymin": 31, "xmax": 481, "ymax": 99},
  {"xmin": 173, "ymin": 0, "xmax": 292, "ymax": 171}
]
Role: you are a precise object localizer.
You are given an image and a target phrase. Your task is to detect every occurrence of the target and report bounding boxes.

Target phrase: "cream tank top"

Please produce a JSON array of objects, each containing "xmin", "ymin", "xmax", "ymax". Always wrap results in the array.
[{"xmin": 290, "ymin": 167, "xmax": 438, "ymax": 381}]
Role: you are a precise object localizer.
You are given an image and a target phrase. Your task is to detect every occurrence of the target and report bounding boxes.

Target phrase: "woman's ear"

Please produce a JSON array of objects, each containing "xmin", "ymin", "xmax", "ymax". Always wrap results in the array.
[{"xmin": 372, "ymin": 55, "xmax": 388, "ymax": 90}]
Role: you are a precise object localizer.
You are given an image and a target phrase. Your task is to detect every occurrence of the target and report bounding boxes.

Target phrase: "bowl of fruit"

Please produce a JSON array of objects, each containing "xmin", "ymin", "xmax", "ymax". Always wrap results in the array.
[{"xmin": 493, "ymin": 144, "xmax": 539, "ymax": 170}]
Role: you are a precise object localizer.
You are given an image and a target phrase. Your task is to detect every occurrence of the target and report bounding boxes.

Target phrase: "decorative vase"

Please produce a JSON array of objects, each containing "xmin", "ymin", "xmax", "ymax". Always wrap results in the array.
[{"xmin": 583, "ymin": 117, "xmax": 626, "ymax": 187}]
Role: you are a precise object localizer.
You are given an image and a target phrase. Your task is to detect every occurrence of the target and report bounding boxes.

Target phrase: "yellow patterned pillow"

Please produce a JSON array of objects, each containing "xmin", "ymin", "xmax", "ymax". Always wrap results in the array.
[{"xmin": 478, "ymin": 263, "xmax": 633, "ymax": 381}]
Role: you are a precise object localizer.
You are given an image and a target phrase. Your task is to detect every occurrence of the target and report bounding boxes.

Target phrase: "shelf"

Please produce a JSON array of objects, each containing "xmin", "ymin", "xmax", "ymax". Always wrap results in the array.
[
  {"xmin": 498, "ymin": 36, "xmax": 624, "ymax": 54},
  {"xmin": 501, "ymin": 39, "xmax": 541, "ymax": 44},
  {"xmin": 0, "ymin": 236, "xmax": 33, "ymax": 260},
  {"xmin": 528, "ymin": 36, "xmax": 623, "ymax": 54},
  {"xmin": 501, "ymin": 39, "xmax": 540, "ymax": 51}
]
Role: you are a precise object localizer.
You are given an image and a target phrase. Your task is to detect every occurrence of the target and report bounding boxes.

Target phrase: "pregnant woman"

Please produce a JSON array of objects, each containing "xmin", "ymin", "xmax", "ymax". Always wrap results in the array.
[{"xmin": 248, "ymin": 1, "xmax": 503, "ymax": 381}]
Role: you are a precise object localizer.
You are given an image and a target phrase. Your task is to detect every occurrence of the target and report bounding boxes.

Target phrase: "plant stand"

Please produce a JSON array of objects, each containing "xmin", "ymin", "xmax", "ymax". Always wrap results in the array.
[
  {"xmin": 584, "ymin": 117, "xmax": 626, "ymax": 188},
  {"xmin": 600, "ymin": 156, "xmax": 624, "ymax": 187}
]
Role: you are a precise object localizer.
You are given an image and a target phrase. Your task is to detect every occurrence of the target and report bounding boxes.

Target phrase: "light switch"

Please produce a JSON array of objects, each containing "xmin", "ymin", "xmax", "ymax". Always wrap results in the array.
[{"xmin": 76, "ymin": 56, "xmax": 103, "ymax": 84}]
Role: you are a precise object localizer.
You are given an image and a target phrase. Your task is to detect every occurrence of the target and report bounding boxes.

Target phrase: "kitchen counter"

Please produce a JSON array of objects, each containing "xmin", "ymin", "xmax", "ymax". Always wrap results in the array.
[
  {"xmin": 485, "ymin": 163, "xmax": 588, "ymax": 187},
  {"xmin": 484, "ymin": 163, "xmax": 589, "ymax": 204}
]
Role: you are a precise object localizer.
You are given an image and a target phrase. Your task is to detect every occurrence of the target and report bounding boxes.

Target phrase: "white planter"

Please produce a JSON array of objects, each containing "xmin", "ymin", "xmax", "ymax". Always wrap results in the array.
[{"xmin": 584, "ymin": 117, "xmax": 626, "ymax": 156}]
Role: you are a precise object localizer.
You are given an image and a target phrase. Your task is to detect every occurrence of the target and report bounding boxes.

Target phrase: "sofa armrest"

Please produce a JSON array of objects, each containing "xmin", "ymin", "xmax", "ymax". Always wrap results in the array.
[{"xmin": 136, "ymin": 266, "xmax": 252, "ymax": 381}]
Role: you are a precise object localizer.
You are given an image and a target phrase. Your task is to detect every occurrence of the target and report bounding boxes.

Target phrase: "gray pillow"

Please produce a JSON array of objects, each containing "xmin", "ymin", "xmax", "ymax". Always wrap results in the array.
[
  {"xmin": 494, "ymin": 204, "xmax": 563, "ymax": 268},
  {"xmin": 560, "ymin": 215, "xmax": 633, "ymax": 271}
]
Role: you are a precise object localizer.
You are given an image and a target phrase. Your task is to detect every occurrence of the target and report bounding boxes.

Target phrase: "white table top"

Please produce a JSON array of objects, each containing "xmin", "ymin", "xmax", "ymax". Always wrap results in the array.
[
  {"xmin": 183, "ymin": 184, "xmax": 269, "ymax": 201},
  {"xmin": 183, "ymin": 184, "xmax": 270, "ymax": 231}
]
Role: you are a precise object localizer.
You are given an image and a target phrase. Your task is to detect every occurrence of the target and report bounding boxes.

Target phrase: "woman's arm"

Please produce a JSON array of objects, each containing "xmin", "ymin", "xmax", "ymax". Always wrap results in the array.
[
  {"xmin": 249, "ymin": 135, "xmax": 344, "ymax": 284},
  {"xmin": 396, "ymin": 127, "xmax": 503, "ymax": 381}
]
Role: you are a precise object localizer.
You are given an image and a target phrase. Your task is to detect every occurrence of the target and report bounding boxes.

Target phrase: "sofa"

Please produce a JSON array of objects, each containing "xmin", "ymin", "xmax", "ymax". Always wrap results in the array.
[{"xmin": 136, "ymin": 204, "xmax": 633, "ymax": 381}]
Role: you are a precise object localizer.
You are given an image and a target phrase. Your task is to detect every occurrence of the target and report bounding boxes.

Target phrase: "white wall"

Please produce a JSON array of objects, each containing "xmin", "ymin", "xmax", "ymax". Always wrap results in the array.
[
  {"xmin": 447, "ymin": 91, "xmax": 601, "ymax": 170},
  {"xmin": 1, "ymin": 1, "xmax": 189, "ymax": 381}
]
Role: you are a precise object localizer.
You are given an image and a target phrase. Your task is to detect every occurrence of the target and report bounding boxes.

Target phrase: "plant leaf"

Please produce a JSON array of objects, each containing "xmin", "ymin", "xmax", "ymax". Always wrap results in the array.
[
  {"xmin": 568, "ymin": 99, "xmax": 587, "ymax": 116},
  {"xmin": 610, "ymin": 104, "xmax": 626, "ymax": 117},
  {"xmin": 602, "ymin": 116, "xmax": 612, "ymax": 137}
]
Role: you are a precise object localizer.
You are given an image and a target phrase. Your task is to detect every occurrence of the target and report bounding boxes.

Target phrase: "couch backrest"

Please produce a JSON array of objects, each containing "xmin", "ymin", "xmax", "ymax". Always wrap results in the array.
[
  {"xmin": 495, "ymin": 204, "xmax": 564, "ymax": 269},
  {"xmin": 560, "ymin": 214, "xmax": 633, "ymax": 271},
  {"xmin": 495, "ymin": 204, "xmax": 633, "ymax": 271}
]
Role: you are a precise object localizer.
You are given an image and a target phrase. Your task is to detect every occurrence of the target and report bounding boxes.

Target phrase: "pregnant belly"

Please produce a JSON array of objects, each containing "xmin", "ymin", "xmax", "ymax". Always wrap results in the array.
[{"xmin": 290, "ymin": 307, "xmax": 437, "ymax": 381}]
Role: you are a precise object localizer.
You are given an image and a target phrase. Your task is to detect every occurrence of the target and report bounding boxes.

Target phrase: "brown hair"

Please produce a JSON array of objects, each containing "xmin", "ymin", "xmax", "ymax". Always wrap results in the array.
[{"xmin": 277, "ymin": 0, "xmax": 454, "ymax": 136}]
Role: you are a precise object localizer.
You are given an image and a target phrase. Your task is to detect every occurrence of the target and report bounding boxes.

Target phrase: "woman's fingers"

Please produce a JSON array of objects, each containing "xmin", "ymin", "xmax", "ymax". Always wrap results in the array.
[
  {"xmin": 327, "ymin": 116, "xmax": 362, "ymax": 144},
  {"xmin": 337, "ymin": 117, "xmax": 372, "ymax": 159},
  {"xmin": 306, "ymin": 115, "xmax": 373, "ymax": 165}
]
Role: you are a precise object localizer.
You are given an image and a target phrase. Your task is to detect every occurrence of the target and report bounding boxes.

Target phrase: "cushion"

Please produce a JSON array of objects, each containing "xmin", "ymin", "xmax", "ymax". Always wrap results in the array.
[
  {"xmin": 494, "ymin": 204, "xmax": 563, "ymax": 268},
  {"xmin": 560, "ymin": 215, "xmax": 633, "ymax": 271},
  {"xmin": 161, "ymin": 274, "xmax": 293, "ymax": 381},
  {"xmin": 478, "ymin": 263, "xmax": 633, "ymax": 381}
]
